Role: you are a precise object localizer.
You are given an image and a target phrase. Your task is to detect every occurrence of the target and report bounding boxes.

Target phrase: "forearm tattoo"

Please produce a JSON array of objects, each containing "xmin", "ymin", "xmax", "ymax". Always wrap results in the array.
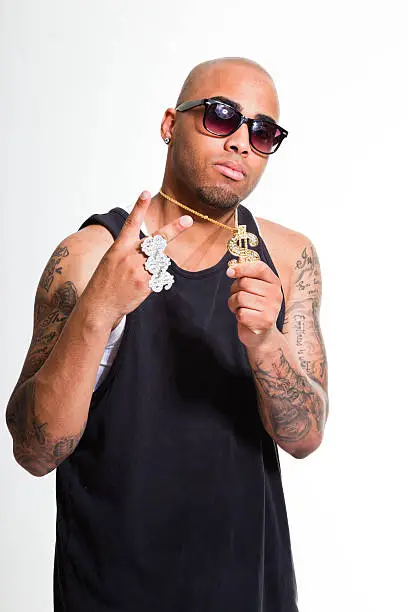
[
  {"xmin": 6, "ymin": 245, "xmax": 85, "ymax": 475},
  {"xmin": 252, "ymin": 348, "xmax": 324, "ymax": 444},
  {"xmin": 251, "ymin": 243, "xmax": 328, "ymax": 446},
  {"xmin": 284, "ymin": 299, "xmax": 328, "ymax": 392},
  {"xmin": 284, "ymin": 244, "xmax": 328, "ymax": 390},
  {"xmin": 7, "ymin": 376, "xmax": 86, "ymax": 475}
]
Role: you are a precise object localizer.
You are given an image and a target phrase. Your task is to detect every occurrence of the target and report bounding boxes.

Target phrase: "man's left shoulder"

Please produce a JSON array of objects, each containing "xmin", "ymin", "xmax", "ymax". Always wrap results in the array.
[
  {"xmin": 256, "ymin": 216, "xmax": 315, "ymax": 271},
  {"xmin": 256, "ymin": 217, "xmax": 321, "ymax": 302}
]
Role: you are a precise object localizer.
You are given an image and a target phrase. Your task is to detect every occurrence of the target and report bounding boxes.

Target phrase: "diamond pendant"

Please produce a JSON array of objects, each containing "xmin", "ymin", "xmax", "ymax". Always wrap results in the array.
[{"xmin": 227, "ymin": 224, "xmax": 260, "ymax": 266}]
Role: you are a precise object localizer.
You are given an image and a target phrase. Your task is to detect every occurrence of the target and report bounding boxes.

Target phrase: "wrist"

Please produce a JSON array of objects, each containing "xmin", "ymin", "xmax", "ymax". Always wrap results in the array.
[
  {"xmin": 75, "ymin": 290, "xmax": 117, "ymax": 335},
  {"xmin": 246, "ymin": 324, "xmax": 285, "ymax": 360}
]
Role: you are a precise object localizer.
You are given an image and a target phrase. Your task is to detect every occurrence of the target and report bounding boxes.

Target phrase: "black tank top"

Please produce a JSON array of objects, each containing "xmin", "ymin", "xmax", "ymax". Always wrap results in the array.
[{"xmin": 53, "ymin": 203, "xmax": 298, "ymax": 612}]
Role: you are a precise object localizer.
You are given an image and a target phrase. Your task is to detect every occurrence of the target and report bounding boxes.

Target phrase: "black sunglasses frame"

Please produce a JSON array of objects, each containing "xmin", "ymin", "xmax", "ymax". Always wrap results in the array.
[{"xmin": 175, "ymin": 97, "xmax": 288, "ymax": 155}]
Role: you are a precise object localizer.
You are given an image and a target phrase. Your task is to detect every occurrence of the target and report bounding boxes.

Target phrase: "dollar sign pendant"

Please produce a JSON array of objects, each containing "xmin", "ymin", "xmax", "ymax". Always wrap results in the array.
[{"xmin": 227, "ymin": 224, "xmax": 260, "ymax": 266}]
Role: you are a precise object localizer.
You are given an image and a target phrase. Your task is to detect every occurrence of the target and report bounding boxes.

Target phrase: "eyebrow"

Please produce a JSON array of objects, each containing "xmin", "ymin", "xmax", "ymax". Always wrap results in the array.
[{"xmin": 212, "ymin": 95, "xmax": 277, "ymax": 124}]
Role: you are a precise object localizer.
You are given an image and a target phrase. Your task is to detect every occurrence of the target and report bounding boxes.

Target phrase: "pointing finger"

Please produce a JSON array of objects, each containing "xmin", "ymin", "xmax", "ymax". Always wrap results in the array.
[{"xmin": 118, "ymin": 191, "xmax": 152, "ymax": 242}]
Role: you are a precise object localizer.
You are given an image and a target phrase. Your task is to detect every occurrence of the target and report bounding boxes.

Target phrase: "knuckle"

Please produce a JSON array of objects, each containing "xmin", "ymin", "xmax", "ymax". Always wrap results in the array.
[
  {"xmin": 237, "ymin": 308, "xmax": 246, "ymax": 322},
  {"xmin": 133, "ymin": 273, "xmax": 146, "ymax": 290},
  {"xmin": 265, "ymin": 313, "xmax": 275, "ymax": 326},
  {"xmin": 236, "ymin": 291, "xmax": 245, "ymax": 306},
  {"xmin": 238, "ymin": 277, "xmax": 250, "ymax": 292},
  {"xmin": 256, "ymin": 295, "xmax": 265, "ymax": 309}
]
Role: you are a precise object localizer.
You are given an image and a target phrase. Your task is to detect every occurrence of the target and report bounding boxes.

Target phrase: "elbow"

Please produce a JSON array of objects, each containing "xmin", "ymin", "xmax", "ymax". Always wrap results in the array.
[
  {"xmin": 291, "ymin": 398, "xmax": 329, "ymax": 459},
  {"xmin": 290, "ymin": 434, "xmax": 323, "ymax": 460},
  {"xmin": 16, "ymin": 459, "xmax": 56, "ymax": 478},
  {"xmin": 26, "ymin": 463, "xmax": 56, "ymax": 478},
  {"xmin": 12, "ymin": 444, "xmax": 57, "ymax": 478},
  {"xmin": 22, "ymin": 465, "xmax": 51, "ymax": 478}
]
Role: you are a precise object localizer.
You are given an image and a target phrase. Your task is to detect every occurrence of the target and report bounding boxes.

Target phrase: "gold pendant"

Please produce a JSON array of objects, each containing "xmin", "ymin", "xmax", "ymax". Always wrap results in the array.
[{"xmin": 227, "ymin": 224, "xmax": 260, "ymax": 266}]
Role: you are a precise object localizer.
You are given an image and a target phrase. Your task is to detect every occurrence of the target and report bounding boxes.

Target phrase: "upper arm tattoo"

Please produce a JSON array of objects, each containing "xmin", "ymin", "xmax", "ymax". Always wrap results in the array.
[
  {"xmin": 12, "ymin": 241, "xmax": 78, "ymax": 390},
  {"xmin": 15, "ymin": 278, "xmax": 78, "ymax": 387},
  {"xmin": 39, "ymin": 246, "xmax": 69, "ymax": 293},
  {"xmin": 6, "ymin": 243, "xmax": 83, "ymax": 474},
  {"xmin": 15, "ymin": 242, "xmax": 78, "ymax": 387},
  {"xmin": 294, "ymin": 244, "xmax": 321, "ymax": 299}
]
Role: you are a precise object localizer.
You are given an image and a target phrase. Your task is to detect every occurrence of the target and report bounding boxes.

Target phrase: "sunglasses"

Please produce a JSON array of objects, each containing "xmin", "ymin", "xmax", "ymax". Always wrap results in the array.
[{"xmin": 175, "ymin": 97, "xmax": 288, "ymax": 155}]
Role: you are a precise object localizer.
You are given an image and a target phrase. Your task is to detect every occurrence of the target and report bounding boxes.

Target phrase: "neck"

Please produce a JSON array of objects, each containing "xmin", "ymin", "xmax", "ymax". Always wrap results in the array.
[{"xmin": 145, "ymin": 187, "xmax": 238, "ymax": 244}]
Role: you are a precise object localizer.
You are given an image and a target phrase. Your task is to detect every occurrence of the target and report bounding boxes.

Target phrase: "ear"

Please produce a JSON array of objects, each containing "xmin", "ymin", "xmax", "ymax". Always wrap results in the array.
[{"xmin": 160, "ymin": 108, "xmax": 177, "ymax": 142}]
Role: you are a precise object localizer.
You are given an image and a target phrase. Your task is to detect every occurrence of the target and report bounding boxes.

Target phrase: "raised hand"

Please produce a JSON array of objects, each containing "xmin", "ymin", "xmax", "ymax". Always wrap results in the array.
[{"xmin": 82, "ymin": 191, "xmax": 193, "ymax": 327}]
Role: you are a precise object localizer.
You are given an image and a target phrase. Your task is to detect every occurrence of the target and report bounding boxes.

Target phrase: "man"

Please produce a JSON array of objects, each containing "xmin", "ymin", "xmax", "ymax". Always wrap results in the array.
[{"xmin": 6, "ymin": 56, "xmax": 328, "ymax": 611}]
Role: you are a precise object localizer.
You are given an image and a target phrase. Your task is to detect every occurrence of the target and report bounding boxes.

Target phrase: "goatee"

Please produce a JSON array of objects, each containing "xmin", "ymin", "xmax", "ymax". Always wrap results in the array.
[{"xmin": 195, "ymin": 185, "xmax": 240, "ymax": 211}]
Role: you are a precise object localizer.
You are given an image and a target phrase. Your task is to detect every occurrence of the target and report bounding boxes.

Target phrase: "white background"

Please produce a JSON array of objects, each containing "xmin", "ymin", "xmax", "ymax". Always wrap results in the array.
[{"xmin": 1, "ymin": 1, "xmax": 407, "ymax": 610}]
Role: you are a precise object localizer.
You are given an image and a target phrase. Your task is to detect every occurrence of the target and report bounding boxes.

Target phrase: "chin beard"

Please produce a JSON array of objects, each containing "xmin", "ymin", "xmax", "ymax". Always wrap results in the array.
[{"xmin": 195, "ymin": 185, "xmax": 240, "ymax": 211}]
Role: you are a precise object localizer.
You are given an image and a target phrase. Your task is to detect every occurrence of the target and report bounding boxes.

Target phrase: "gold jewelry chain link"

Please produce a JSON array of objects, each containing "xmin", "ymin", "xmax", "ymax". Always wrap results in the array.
[{"xmin": 159, "ymin": 189, "xmax": 237, "ymax": 233}]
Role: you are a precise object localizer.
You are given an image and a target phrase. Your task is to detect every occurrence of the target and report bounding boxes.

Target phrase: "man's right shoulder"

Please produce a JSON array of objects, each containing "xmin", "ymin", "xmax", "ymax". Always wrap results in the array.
[
  {"xmin": 38, "ymin": 222, "xmax": 115, "ymax": 301},
  {"xmin": 76, "ymin": 222, "xmax": 116, "ymax": 249},
  {"xmin": 68, "ymin": 222, "xmax": 116, "ymax": 267}
]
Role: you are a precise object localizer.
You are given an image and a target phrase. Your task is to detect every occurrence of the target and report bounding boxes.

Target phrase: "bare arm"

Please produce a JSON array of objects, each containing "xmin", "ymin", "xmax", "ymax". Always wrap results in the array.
[
  {"xmin": 5, "ymin": 229, "xmax": 114, "ymax": 476},
  {"xmin": 246, "ymin": 241, "xmax": 329, "ymax": 459},
  {"xmin": 5, "ymin": 191, "xmax": 194, "ymax": 476}
]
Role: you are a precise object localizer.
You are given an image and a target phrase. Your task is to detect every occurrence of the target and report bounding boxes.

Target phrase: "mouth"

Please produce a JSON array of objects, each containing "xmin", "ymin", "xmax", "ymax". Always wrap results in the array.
[{"xmin": 213, "ymin": 164, "xmax": 246, "ymax": 182}]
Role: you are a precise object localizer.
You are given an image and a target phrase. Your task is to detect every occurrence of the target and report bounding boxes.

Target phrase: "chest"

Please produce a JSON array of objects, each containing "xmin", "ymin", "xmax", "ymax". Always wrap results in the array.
[{"xmin": 140, "ymin": 217, "xmax": 291, "ymax": 299}]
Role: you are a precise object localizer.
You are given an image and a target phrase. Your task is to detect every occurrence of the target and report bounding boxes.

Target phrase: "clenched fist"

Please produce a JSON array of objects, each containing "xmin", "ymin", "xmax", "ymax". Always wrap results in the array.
[{"xmin": 227, "ymin": 260, "xmax": 283, "ymax": 349}]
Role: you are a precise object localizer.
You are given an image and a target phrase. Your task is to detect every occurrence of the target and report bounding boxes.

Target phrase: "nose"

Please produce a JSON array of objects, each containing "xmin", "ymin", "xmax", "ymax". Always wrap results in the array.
[{"xmin": 223, "ymin": 123, "xmax": 250, "ymax": 157}]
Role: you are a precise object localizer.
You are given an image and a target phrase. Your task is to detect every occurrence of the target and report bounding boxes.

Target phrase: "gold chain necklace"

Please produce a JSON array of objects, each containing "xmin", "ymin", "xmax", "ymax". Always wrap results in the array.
[{"xmin": 159, "ymin": 189, "xmax": 260, "ymax": 266}]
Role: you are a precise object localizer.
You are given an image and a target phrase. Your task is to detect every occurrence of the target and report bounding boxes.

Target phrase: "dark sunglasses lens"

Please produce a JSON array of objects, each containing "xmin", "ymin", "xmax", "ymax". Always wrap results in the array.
[
  {"xmin": 204, "ymin": 102, "xmax": 241, "ymax": 135},
  {"xmin": 251, "ymin": 122, "xmax": 283, "ymax": 154}
]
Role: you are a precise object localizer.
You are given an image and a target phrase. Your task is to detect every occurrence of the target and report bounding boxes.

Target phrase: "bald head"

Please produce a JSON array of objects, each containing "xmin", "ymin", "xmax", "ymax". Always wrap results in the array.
[
  {"xmin": 160, "ymin": 56, "xmax": 282, "ymax": 212},
  {"xmin": 176, "ymin": 57, "xmax": 279, "ymax": 116}
]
